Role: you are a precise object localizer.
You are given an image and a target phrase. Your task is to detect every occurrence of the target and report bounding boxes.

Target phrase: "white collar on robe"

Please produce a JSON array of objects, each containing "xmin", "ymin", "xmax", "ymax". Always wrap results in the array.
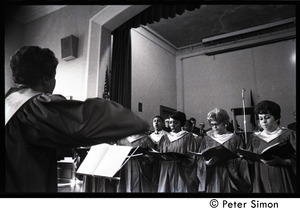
[
  {"xmin": 254, "ymin": 127, "xmax": 285, "ymax": 143},
  {"xmin": 167, "ymin": 130, "xmax": 188, "ymax": 142},
  {"xmin": 207, "ymin": 130, "xmax": 234, "ymax": 144},
  {"xmin": 149, "ymin": 130, "xmax": 167, "ymax": 142},
  {"xmin": 125, "ymin": 134, "xmax": 145, "ymax": 143}
]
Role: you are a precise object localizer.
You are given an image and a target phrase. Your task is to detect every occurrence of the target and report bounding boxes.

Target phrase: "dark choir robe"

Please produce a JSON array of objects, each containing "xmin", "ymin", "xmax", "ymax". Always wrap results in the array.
[
  {"xmin": 157, "ymin": 131, "xmax": 199, "ymax": 192},
  {"xmin": 5, "ymin": 87, "xmax": 148, "ymax": 192},
  {"xmin": 192, "ymin": 126, "xmax": 200, "ymax": 136},
  {"xmin": 196, "ymin": 131, "xmax": 251, "ymax": 193},
  {"xmin": 199, "ymin": 129, "xmax": 207, "ymax": 137},
  {"xmin": 116, "ymin": 134, "xmax": 156, "ymax": 193},
  {"xmin": 82, "ymin": 173, "xmax": 119, "ymax": 193},
  {"xmin": 246, "ymin": 128, "xmax": 296, "ymax": 193},
  {"xmin": 287, "ymin": 122, "xmax": 297, "ymax": 131}
]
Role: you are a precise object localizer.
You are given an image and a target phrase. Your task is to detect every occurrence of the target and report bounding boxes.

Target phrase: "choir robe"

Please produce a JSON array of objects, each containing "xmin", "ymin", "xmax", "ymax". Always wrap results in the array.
[
  {"xmin": 157, "ymin": 131, "xmax": 199, "ymax": 192},
  {"xmin": 246, "ymin": 128, "xmax": 296, "ymax": 193},
  {"xmin": 197, "ymin": 132, "xmax": 251, "ymax": 193},
  {"xmin": 149, "ymin": 130, "xmax": 168, "ymax": 192},
  {"xmin": 116, "ymin": 134, "xmax": 156, "ymax": 193},
  {"xmin": 83, "ymin": 174, "xmax": 119, "ymax": 193},
  {"xmin": 149, "ymin": 130, "xmax": 168, "ymax": 150},
  {"xmin": 5, "ymin": 87, "xmax": 149, "ymax": 193}
]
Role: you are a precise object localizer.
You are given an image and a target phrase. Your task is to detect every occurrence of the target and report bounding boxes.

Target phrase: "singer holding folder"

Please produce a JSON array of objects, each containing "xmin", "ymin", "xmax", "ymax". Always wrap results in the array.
[
  {"xmin": 196, "ymin": 108, "xmax": 250, "ymax": 193},
  {"xmin": 245, "ymin": 100, "xmax": 296, "ymax": 193},
  {"xmin": 157, "ymin": 111, "xmax": 199, "ymax": 192},
  {"xmin": 5, "ymin": 46, "xmax": 149, "ymax": 193},
  {"xmin": 116, "ymin": 133, "xmax": 156, "ymax": 193}
]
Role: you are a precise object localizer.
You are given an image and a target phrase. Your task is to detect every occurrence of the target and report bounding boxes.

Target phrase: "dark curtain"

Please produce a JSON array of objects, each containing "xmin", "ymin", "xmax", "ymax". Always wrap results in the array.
[
  {"xmin": 110, "ymin": 30, "xmax": 132, "ymax": 109},
  {"xmin": 110, "ymin": 5, "xmax": 201, "ymax": 108},
  {"xmin": 114, "ymin": 5, "xmax": 201, "ymax": 32}
]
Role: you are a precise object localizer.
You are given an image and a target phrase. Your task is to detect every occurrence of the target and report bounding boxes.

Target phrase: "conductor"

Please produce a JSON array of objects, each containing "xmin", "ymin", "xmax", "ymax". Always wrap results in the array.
[{"xmin": 5, "ymin": 46, "xmax": 149, "ymax": 192}]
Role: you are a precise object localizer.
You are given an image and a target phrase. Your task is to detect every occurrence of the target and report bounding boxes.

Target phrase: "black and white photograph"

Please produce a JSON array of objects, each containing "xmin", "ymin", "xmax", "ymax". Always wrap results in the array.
[{"xmin": 2, "ymin": 1, "xmax": 299, "ymax": 208}]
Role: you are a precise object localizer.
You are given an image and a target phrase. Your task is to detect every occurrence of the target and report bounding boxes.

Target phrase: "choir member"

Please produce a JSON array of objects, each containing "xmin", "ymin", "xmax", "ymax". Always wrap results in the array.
[
  {"xmin": 164, "ymin": 118, "xmax": 171, "ymax": 132},
  {"xmin": 157, "ymin": 111, "xmax": 198, "ymax": 192},
  {"xmin": 117, "ymin": 133, "xmax": 156, "ymax": 192},
  {"xmin": 196, "ymin": 108, "xmax": 250, "ymax": 193},
  {"xmin": 246, "ymin": 100, "xmax": 296, "ymax": 193},
  {"xmin": 149, "ymin": 115, "xmax": 169, "ymax": 191},
  {"xmin": 190, "ymin": 117, "xmax": 200, "ymax": 136},
  {"xmin": 149, "ymin": 115, "xmax": 169, "ymax": 147},
  {"xmin": 5, "ymin": 46, "xmax": 149, "ymax": 192},
  {"xmin": 199, "ymin": 122, "xmax": 207, "ymax": 137},
  {"xmin": 287, "ymin": 111, "xmax": 297, "ymax": 131}
]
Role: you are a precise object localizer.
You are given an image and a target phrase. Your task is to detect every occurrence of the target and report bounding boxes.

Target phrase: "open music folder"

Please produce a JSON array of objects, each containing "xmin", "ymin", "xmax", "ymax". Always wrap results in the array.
[
  {"xmin": 237, "ymin": 141, "xmax": 295, "ymax": 161},
  {"xmin": 76, "ymin": 143, "xmax": 138, "ymax": 179},
  {"xmin": 188, "ymin": 145, "xmax": 238, "ymax": 161}
]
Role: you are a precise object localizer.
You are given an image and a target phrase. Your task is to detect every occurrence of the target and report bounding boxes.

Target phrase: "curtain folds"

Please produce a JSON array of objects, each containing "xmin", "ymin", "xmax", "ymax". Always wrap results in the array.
[
  {"xmin": 110, "ymin": 30, "xmax": 132, "ymax": 109},
  {"xmin": 112, "ymin": 5, "xmax": 201, "ymax": 33},
  {"xmin": 110, "ymin": 4, "xmax": 201, "ymax": 108}
]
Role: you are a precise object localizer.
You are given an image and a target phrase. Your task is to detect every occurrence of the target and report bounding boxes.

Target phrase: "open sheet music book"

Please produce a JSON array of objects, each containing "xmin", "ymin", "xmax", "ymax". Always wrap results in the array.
[
  {"xmin": 237, "ymin": 141, "xmax": 295, "ymax": 161},
  {"xmin": 76, "ymin": 143, "xmax": 138, "ymax": 179},
  {"xmin": 188, "ymin": 145, "xmax": 238, "ymax": 161}
]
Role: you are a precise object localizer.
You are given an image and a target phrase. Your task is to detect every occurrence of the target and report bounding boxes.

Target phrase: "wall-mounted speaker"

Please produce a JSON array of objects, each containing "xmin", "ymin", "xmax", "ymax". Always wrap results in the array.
[{"xmin": 61, "ymin": 35, "xmax": 78, "ymax": 61}]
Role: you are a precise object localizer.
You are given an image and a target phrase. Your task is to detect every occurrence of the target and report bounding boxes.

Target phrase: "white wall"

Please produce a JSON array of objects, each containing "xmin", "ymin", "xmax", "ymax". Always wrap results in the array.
[
  {"xmin": 178, "ymin": 39, "xmax": 296, "ymax": 128},
  {"xmin": 131, "ymin": 27, "xmax": 177, "ymax": 129}
]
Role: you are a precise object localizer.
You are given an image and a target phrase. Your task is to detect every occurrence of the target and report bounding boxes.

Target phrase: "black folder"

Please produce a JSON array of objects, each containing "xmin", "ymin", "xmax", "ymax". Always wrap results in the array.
[
  {"xmin": 237, "ymin": 141, "xmax": 295, "ymax": 161},
  {"xmin": 189, "ymin": 145, "xmax": 238, "ymax": 161}
]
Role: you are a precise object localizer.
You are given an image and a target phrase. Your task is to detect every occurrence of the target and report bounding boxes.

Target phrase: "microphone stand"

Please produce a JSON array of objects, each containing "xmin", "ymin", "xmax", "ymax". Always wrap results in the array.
[{"xmin": 242, "ymin": 89, "xmax": 248, "ymax": 144}]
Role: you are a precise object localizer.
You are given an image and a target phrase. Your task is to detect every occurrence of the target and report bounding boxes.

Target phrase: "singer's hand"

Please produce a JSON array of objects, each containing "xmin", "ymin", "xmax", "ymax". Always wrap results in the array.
[
  {"xmin": 261, "ymin": 156, "xmax": 291, "ymax": 166},
  {"xmin": 205, "ymin": 157, "xmax": 219, "ymax": 166}
]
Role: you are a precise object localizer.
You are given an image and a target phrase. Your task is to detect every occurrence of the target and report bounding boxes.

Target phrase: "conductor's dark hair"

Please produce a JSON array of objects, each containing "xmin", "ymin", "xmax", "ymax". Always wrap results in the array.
[
  {"xmin": 254, "ymin": 100, "xmax": 281, "ymax": 124},
  {"xmin": 10, "ymin": 46, "xmax": 58, "ymax": 86}
]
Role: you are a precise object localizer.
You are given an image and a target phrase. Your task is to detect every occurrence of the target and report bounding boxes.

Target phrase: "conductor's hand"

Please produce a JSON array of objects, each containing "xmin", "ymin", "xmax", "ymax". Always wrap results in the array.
[
  {"xmin": 261, "ymin": 156, "xmax": 291, "ymax": 166},
  {"xmin": 205, "ymin": 157, "xmax": 219, "ymax": 166}
]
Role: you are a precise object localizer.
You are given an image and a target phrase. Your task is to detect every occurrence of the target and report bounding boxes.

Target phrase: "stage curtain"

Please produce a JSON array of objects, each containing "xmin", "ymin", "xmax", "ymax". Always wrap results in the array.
[{"xmin": 110, "ymin": 30, "xmax": 132, "ymax": 109}]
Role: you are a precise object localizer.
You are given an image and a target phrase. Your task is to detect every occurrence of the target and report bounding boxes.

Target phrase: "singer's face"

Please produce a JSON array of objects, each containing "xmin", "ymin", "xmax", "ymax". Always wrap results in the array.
[
  {"xmin": 169, "ymin": 118, "xmax": 181, "ymax": 133},
  {"xmin": 258, "ymin": 114, "xmax": 278, "ymax": 132},
  {"xmin": 210, "ymin": 120, "xmax": 226, "ymax": 134},
  {"xmin": 153, "ymin": 117, "xmax": 163, "ymax": 132}
]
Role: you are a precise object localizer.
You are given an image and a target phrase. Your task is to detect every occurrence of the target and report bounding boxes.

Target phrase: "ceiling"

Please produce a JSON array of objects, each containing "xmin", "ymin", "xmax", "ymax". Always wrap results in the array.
[
  {"xmin": 146, "ymin": 4, "xmax": 296, "ymax": 48},
  {"xmin": 9, "ymin": 5, "xmax": 296, "ymax": 48}
]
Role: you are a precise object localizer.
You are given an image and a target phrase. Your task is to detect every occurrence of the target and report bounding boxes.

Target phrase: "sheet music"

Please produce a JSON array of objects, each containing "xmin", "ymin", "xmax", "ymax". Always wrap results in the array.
[
  {"xmin": 76, "ymin": 143, "xmax": 111, "ymax": 175},
  {"xmin": 93, "ymin": 144, "xmax": 133, "ymax": 177},
  {"xmin": 76, "ymin": 143, "xmax": 133, "ymax": 178}
]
